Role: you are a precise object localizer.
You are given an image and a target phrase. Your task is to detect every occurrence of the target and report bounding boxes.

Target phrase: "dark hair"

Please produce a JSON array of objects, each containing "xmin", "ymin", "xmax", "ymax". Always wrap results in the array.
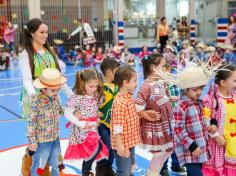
[
  {"xmin": 160, "ymin": 16, "xmax": 166, "ymax": 23},
  {"xmin": 73, "ymin": 68, "xmax": 103, "ymax": 100},
  {"xmin": 212, "ymin": 64, "xmax": 236, "ymax": 110},
  {"xmin": 215, "ymin": 65, "xmax": 236, "ymax": 85},
  {"xmin": 114, "ymin": 65, "xmax": 136, "ymax": 88},
  {"xmin": 23, "ymin": 18, "xmax": 60, "ymax": 79},
  {"xmin": 100, "ymin": 58, "xmax": 120, "ymax": 76},
  {"xmin": 228, "ymin": 15, "xmax": 236, "ymax": 25},
  {"xmin": 142, "ymin": 53, "xmax": 164, "ymax": 79}
]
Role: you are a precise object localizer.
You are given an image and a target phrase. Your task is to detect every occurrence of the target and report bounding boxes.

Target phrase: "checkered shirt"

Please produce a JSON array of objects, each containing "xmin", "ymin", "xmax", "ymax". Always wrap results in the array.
[
  {"xmin": 172, "ymin": 95, "xmax": 209, "ymax": 166},
  {"xmin": 27, "ymin": 93, "xmax": 63, "ymax": 144},
  {"xmin": 111, "ymin": 93, "xmax": 142, "ymax": 149}
]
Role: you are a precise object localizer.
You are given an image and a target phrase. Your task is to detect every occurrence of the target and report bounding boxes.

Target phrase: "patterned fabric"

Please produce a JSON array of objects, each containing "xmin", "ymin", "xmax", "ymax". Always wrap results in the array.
[
  {"xmin": 64, "ymin": 94, "xmax": 108, "ymax": 161},
  {"xmin": 111, "ymin": 93, "xmax": 142, "ymax": 149},
  {"xmin": 66, "ymin": 94, "xmax": 103, "ymax": 144},
  {"xmin": 202, "ymin": 93, "xmax": 236, "ymax": 174},
  {"xmin": 135, "ymin": 81, "xmax": 173, "ymax": 151},
  {"xmin": 172, "ymin": 95, "xmax": 209, "ymax": 166},
  {"xmin": 223, "ymin": 53, "xmax": 235, "ymax": 64},
  {"xmin": 99, "ymin": 83, "xmax": 119, "ymax": 128},
  {"xmin": 27, "ymin": 93, "xmax": 63, "ymax": 144}
]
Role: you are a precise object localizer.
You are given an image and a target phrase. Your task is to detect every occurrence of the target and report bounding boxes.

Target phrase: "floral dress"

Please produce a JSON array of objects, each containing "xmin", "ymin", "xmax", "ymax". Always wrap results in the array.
[{"xmin": 64, "ymin": 94, "xmax": 108, "ymax": 161}]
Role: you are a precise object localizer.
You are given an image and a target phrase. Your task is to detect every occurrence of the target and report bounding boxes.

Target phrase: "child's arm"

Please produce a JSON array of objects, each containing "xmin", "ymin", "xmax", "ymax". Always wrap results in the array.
[
  {"xmin": 64, "ymin": 107, "xmax": 96, "ymax": 129},
  {"xmin": 115, "ymin": 133, "xmax": 130, "ymax": 158},
  {"xmin": 26, "ymin": 97, "xmax": 38, "ymax": 151}
]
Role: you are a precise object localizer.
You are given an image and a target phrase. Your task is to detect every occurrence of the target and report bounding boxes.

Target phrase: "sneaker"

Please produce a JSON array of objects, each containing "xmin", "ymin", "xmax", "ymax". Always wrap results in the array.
[
  {"xmin": 169, "ymin": 167, "xmax": 187, "ymax": 176},
  {"xmin": 159, "ymin": 168, "xmax": 170, "ymax": 176}
]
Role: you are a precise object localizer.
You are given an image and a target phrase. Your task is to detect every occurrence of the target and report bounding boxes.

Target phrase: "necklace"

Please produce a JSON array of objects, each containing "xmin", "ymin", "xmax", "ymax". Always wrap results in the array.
[{"xmin": 33, "ymin": 47, "xmax": 51, "ymax": 68}]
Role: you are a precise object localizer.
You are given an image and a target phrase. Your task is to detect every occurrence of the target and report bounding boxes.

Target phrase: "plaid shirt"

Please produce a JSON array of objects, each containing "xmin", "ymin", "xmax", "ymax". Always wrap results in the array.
[
  {"xmin": 172, "ymin": 95, "xmax": 209, "ymax": 166},
  {"xmin": 111, "ymin": 93, "xmax": 142, "ymax": 149},
  {"xmin": 27, "ymin": 93, "xmax": 63, "ymax": 144}
]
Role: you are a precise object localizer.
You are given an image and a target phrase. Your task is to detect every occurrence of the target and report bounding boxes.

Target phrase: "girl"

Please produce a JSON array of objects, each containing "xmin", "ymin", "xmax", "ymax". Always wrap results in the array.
[
  {"xmin": 121, "ymin": 46, "xmax": 135, "ymax": 65},
  {"xmin": 135, "ymin": 54, "xmax": 173, "ymax": 176},
  {"xmin": 163, "ymin": 45, "xmax": 177, "ymax": 69},
  {"xmin": 225, "ymin": 15, "xmax": 236, "ymax": 47},
  {"xmin": 94, "ymin": 47, "xmax": 104, "ymax": 64},
  {"xmin": 64, "ymin": 68, "xmax": 108, "ymax": 176},
  {"xmin": 202, "ymin": 65, "xmax": 236, "ymax": 176},
  {"xmin": 139, "ymin": 45, "xmax": 152, "ymax": 60}
]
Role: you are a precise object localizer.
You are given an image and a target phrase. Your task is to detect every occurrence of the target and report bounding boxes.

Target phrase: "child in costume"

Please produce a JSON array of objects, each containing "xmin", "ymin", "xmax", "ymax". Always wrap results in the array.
[
  {"xmin": 223, "ymin": 44, "xmax": 235, "ymax": 64},
  {"xmin": 64, "ymin": 68, "xmax": 108, "ymax": 176},
  {"xmin": 95, "ymin": 58, "xmax": 120, "ymax": 176},
  {"xmin": 111, "ymin": 66, "xmax": 159, "ymax": 176},
  {"xmin": 27, "ymin": 68, "xmax": 67, "ymax": 176},
  {"xmin": 202, "ymin": 64, "xmax": 236, "ymax": 176},
  {"xmin": 170, "ymin": 61, "xmax": 214, "ymax": 176},
  {"xmin": 135, "ymin": 54, "xmax": 173, "ymax": 176},
  {"xmin": 139, "ymin": 45, "xmax": 152, "ymax": 60},
  {"xmin": 121, "ymin": 46, "xmax": 135, "ymax": 65}
]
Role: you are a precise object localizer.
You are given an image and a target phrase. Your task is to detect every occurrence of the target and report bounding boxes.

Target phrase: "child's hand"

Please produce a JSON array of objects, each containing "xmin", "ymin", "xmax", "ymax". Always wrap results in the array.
[
  {"xmin": 139, "ymin": 110, "xmax": 161, "ymax": 121},
  {"xmin": 82, "ymin": 122, "xmax": 96, "ymax": 130},
  {"xmin": 191, "ymin": 147, "xmax": 202, "ymax": 158},
  {"xmin": 29, "ymin": 143, "xmax": 37, "ymax": 151},
  {"xmin": 73, "ymin": 110, "xmax": 81, "ymax": 118},
  {"xmin": 207, "ymin": 125, "xmax": 217, "ymax": 134},
  {"xmin": 214, "ymin": 135, "xmax": 226, "ymax": 146},
  {"xmin": 98, "ymin": 111, "xmax": 103, "ymax": 118}
]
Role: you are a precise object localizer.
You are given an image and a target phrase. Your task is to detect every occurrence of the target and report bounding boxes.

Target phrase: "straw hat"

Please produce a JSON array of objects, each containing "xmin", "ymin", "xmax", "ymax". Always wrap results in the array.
[
  {"xmin": 33, "ymin": 68, "xmax": 67, "ymax": 89},
  {"xmin": 182, "ymin": 40, "xmax": 189, "ymax": 45},
  {"xmin": 174, "ymin": 66, "xmax": 211, "ymax": 89},
  {"xmin": 53, "ymin": 39, "xmax": 64, "ymax": 45},
  {"xmin": 0, "ymin": 43, "xmax": 4, "ymax": 48},
  {"xmin": 113, "ymin": 45, "xmax": 121, "ymax": 53},
  {"xmin": 205, "ymin": 46, "xmax": 216, "ymax": 52},
  {"xmin": 196, "ymin": 43, "xmax": 205, "ymax": 49},
  {"xmin": 156, "ymin": 58, "xmax": 220, "ymax": 89},
  {"xmin": 166, "ymin": 45, "xmax": 175, "ymax": 52},
  {"xmin": 215, "ymin": 43, "xmax": 225, "ymax": 49},
  {"xmin": 74, "ymin": 45, "xmax": 80, "ymax": 49},
  {"xmin": 224, "ymin": 44, "xmax": 234, "ymax": 50}
]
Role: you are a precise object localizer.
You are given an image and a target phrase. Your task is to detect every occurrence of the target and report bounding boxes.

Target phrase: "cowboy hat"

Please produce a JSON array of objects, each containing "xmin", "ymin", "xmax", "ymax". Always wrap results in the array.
[
  {"xmin": 33, "ymin": 68, "xmax": 67, "ymax": 89},
  {"xmin": 224, "ymin": 44, "xmax": 233, "ymax": 50},
  {"xmin": 205, "ymin": 46, "xmax": 216, "ymax": 52},
  {"xmin": 113, "ymin": 45, "xmax": 121, "ymax": 53},
  {"xmin": 53, "ymin": 39, "xmax": 64, "ymax": 45},
  {"xmin": 196, "ymin": 43, "xmax": 206, "ymax": 49},
  {"xmin": 166, "ymin": 45, "xmax": 175, "ymax": 52}
]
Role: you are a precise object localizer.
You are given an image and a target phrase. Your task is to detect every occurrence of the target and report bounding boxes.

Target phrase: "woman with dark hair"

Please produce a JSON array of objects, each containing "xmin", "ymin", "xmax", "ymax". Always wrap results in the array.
[
  {"xmin": 225, "ymin": 15, "xmax": 236, "ymax": 47},
  {"xmin": 157, "ymin": 16, "xmax": 169, "ymax": 53},
  {"xmin": 19, "ymin": 18, "xmax": 72, "ymax": 175}
]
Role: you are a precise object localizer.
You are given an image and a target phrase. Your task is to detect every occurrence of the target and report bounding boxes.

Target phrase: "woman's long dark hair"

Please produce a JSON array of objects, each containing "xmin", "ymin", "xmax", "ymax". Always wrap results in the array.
[{"xmin": 23, "ymin": 18, "xmax": 60, "ymax": 79}]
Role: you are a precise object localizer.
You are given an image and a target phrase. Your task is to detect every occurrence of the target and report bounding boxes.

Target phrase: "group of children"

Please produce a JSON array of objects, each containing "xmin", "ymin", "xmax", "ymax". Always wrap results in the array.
[{"xmin": 22, "ymin": 38, "xmax": 236, "ymax": 176}]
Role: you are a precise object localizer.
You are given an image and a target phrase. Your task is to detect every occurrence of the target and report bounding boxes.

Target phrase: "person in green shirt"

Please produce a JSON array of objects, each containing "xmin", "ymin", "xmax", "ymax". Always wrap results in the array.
[{"xmin": 96, "ymin": 58, "xmax": 120, "ymax": 176}]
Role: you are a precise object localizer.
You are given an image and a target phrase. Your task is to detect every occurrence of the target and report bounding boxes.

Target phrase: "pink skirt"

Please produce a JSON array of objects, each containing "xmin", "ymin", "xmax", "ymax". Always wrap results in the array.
[{"xmin": 64, "ymin": 131, "xmax": 108, "ymax": 162}]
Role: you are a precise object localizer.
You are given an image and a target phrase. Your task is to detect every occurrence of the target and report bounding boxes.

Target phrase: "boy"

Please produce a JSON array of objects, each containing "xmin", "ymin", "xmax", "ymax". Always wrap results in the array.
[
  {"xmin": 26, "ymin": 68, "xmax": 66, "ymax": 176},
  {"xmin": 96, "ymin": 58, "xmax": 120, "ymax": 176},
  {"xmin": 111, "ymin": 66, "xmax": 159, "ymax": 176},
  {"xmin": 172, "ymin": 66, "xmax": 210, "ymax": 176}
]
